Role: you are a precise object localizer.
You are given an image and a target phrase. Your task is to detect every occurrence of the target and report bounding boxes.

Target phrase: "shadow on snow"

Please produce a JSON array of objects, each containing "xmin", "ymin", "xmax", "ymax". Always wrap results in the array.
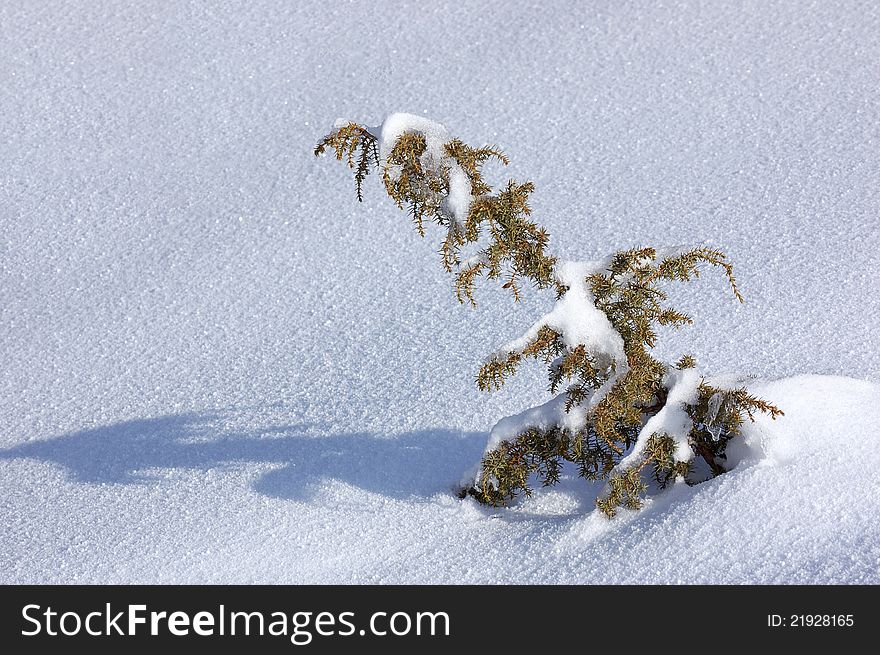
[{"xmin": 0, "ymin": 413, "xmax": 485, "ymax": 502}]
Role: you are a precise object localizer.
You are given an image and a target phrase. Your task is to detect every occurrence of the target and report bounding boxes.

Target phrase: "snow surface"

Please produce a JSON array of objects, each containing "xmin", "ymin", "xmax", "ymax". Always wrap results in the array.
[{"xmin": 2, "ymin": 1, "xmax": 879, "ymax": 583}]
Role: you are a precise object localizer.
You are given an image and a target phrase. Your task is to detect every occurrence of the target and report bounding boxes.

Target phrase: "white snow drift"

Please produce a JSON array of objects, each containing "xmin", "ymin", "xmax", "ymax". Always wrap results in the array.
[{"xmin": 1, "ymin": 1, "xmax": 878, "ymax": 584}]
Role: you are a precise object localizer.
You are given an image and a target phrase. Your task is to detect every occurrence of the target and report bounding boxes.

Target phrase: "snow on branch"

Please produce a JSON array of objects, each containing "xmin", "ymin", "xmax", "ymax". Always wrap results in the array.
[{"xmin": 316, "ymin": 113, "xmax": 554, "ymax": 305}]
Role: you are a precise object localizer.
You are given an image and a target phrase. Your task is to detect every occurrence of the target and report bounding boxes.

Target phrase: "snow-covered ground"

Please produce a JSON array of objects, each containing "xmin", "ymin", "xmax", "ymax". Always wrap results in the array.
[{"xmin": 2, "ymin": 1, "xmax": 878, "ymax": 583}]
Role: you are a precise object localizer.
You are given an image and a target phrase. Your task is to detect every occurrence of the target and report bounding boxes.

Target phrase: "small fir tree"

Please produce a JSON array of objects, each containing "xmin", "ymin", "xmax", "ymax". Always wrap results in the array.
[{"xmin": 316, "ymin": 114, "xmax": 782, "ymax": 517}]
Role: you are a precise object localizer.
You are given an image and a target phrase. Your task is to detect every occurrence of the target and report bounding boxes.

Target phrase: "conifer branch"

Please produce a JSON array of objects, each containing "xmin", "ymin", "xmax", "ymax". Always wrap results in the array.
[
  {"xmin": 316, "ymin": 114, "xmax": 780, "ymax": 518},
  {"xmin": 315, "ymin": 123, "xmax": 379, "ymax": 202}
]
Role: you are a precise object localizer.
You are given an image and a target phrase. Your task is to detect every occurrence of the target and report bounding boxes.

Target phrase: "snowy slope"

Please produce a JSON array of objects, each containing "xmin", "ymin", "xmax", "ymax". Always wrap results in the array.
[{"xmin": 2, "ymin": 1, "xmax": 879, "ymax": 583}]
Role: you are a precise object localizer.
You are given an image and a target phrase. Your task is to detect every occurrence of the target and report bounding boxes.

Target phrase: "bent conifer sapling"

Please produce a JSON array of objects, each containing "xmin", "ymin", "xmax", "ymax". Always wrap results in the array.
[{"xmin": 315, "ymin": 113, "xmax": 782, "ymax": 517}]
